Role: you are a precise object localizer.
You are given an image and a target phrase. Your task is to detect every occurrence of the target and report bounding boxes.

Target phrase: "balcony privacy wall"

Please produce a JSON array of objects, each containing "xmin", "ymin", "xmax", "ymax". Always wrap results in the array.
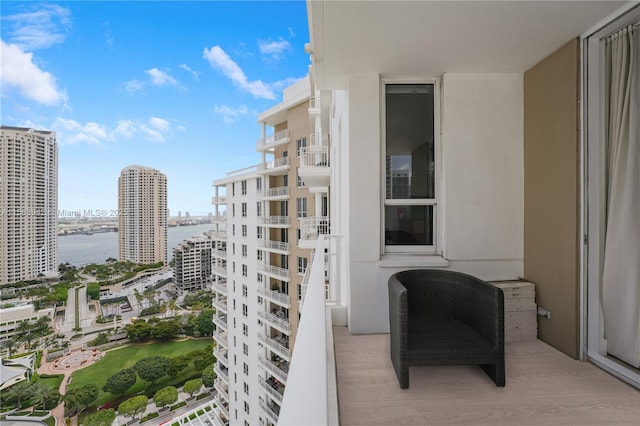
[{"xmin": 524, "ymin": 38, "xmax": 580, "ymax": 359}]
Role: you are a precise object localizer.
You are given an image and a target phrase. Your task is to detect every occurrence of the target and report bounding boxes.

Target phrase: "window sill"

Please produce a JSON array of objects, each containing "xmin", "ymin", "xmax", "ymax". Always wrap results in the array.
[{"xmin": 378, "ymin": 255, "xmax": 449, "ymax": 268}]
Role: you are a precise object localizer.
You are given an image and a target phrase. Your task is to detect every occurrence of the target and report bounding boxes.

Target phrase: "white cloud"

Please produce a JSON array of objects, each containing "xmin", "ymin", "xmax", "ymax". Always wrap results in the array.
[
  {"xmin": 258, "ymin": 37, "xmax": 291, "ymax": 61},
  {"xmin": 203, "ymin": 45, "xmax": 275, "ymax": 100},
  {"xmin": 52, "ymin": 118, "xmax": 109, "ymax": 145},
  {"xmin": 145, "ymin": 68, "xmax": 177, "ymax": 86},
  {"xmin": 124, "ymin": 80, "xmax": 144, "ymax": 94},
  {"xmin": 3, "ymin": 4, "xmax": 71, "ymax": 51},
  {"xmin": 52, "ymin": 116, "xmax": 177, "ymax": 145},
  {"xmin": 149, "ymin": 116, "xmax": 170, "ymax": 131},
  {"xmin": 179, "ymin": 64, "xmax": 199, "ymax": 79},
  {"xmin": 214, "ymin": 104, "xmax": 250, "ymax": 124},
  {"xmin": 0, "ymin": 39, "xmax": 68, "ymax": 106}
]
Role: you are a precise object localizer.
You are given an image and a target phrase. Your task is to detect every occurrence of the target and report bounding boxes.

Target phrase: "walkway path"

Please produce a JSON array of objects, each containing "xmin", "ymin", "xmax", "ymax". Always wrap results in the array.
[{"xmin": 37, "ymin": 347, "xmax": 104, "ymax": 426}]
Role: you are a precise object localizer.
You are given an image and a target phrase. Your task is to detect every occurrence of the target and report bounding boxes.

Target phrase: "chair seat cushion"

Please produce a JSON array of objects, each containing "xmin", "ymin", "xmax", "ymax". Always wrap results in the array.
[{"xmin": 407, "ymin": 317, "xmax": 496, "ymax": 364}]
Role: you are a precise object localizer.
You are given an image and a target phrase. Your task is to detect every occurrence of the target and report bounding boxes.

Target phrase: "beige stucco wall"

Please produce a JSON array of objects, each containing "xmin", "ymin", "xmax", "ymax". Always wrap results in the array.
[{"xmin": 523, "ymin": 38, "xmax": 580, "ymax": 359}]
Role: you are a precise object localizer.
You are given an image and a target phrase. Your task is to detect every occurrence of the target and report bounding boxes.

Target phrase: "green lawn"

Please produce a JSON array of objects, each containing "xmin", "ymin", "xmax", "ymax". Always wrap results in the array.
[
  {"xmin": 68, "ymin": 339, "xmax": 211, "ymax": 407},
  {"xmin": 38, "ymin": 374, "xmax": 64, "ymax": 392}
]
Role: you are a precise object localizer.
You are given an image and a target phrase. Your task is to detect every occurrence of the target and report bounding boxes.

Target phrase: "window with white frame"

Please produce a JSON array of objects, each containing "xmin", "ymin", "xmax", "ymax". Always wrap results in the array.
[
  {"xmin": 384, "ymin": 83, "xmax": 437, "ymax": 253},
  {"xmin": 296, "ymin": 197, "xmax": 307, "ymax": 218},
  {"xmin": 296, "ymin": 137, "xmax": 307, "ymax": 157},
  {"xmin": 242, "ymin": 303, "xmax": 248, "ymax": 317},
  {"xmin": 242, "ymin": 264, "xmax": 247, "ymax": 277},
  {"xmin": 257, "ymin": 250, "xmax": 263, "ymax": 261},
  {"xmin": 242, "ymin": 284, "xmax": 247, "ymax": 297},
  {"xmin": 241, "ymin": 244, "xmax": 247, "ymax": 257},
  {"xmin": 257, "ymin": 226, "xmax": 263, "ymax": 239},
  {"xmin": 242, "ymin": 224, "xmax": 247, "ymax": 237},
  {"xmin": 241, "ymin": 202, "xmax": 247, "ymax": 217},
  {"xmin": 297, "ymin": 173, "xmax": 305, "ymax": 188},
  {"xmin": 297, "ymin": 256, "xmax": 308, "ymax": 275},
  {"xmin": 241, "ymin": 180, "xmax": 247, "ymax": 195},
  {"xmin": 256, "ymin": 177, "xmax": 262, "ymax": 192},
  {"xmin": 256, "ymin": 202, "xmax": 261, "ymax": 217}
]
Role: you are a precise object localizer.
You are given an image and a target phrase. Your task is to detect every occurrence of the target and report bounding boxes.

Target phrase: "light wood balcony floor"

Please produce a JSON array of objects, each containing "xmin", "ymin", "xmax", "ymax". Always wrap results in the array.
[{"xmin": 333, "ymin": 326, "xmax": 640, "ymax": 425}]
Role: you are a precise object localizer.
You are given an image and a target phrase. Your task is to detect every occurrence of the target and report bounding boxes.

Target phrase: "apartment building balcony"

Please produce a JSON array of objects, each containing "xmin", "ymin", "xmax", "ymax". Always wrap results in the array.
[
  {"xmin": 213, "ymin": 330, "xmax": 228, "ymax": 349},
  {"xmin": 260, "ymin": 186, "xmax": 289, "ymax": 200},
  {"xmin": 212, "ymin": 414, "xmax": 229, "ymax": 426},
  {"xmin": 260, "ymin": 215, "xmax": 290, "ymax": 228},
  {"xmin": 257, "ymin": 156, "xmax": 290, "ymax": 175},
  {"xmin": 257, "ymin": 263, "xmax": 290, "ymax": 281},
  {"xmin": 261, "ymin": 376, "xmax": 285, "ymax": 405},
  {"xmin": 257, "ymin": 285, "xmax": 291, "ymax": 309},
  {"xmin": 214, "ymin": 378, "xmax": 229, "ymax": 402},
  {"xmin": 257, "ymin": 129, "xmax": 290, "ymax": 151},
  {"xmin": 259, "ymin": 354, "xmax": 289, "ymax": 384},
  {"xmin": 258, "ymin": 239, "xmax": 291, "ymax": 254},
  {"xmin": 275, "ymin": 244, "xmax": 640, "ymax": 426},
  {"xmin": 212, "ymin": 314, "xmax": 227, "ymax": 331},
  {"xmin": 212, "ymin": 248, "xmax": 227, "ymax": 259},
  {"xmin": 258, "ymin": 309, "xmax": 291, "ymax": 335},
  {"xmin": 211, "ymin": 214, "xmax": 227, "ymax": 223},
  {"xmin": 214, "ymin": 364, "xmax": 229, "ymax": 383},
  {"xmin": 298, "ymin": 216, "xmax": 331, "ymax": 249},
  {"xmin": 298, "ymin": 145, "xmax": 331, "ymax": 188},
  {"xmin": 258, "ymin": 333, "xmax": 291, "ymax": 361},
  {"xmin": 210, "ymin": 230, "xmax": 227, "ymax": 240},
  {"xmin": 211, "ymin": 195, "xmax": 226, "ymax": 204},
  {"xmin": 213, "ymin": 264, "xmax": 227, "ymax": 278},
  {"xmin": 212, "ymin": 297, "xmax": 228, "ymax": 313},
  {"xmin": 212, "ymin": 279, "xmax": 228, "ymax": 296},
  {"xmin": 259, "ymin": 398, "xmax": 281, "ymax": 425},
  {"xmin": 213, "ymin": 347, "xmax": 228, "ymax": 366},
  {"xmin": 214, "ymin": 394, "xmax": 230, "ymax": 419},
  {"xmin": 308, "ymin": 96, "xmax": 321, "ymax": 116}
]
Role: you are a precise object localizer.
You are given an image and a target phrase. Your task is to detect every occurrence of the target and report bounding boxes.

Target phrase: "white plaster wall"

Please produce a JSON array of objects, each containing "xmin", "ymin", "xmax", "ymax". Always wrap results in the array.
[
  {"xmin": 338, "ymin": 73, "xmax": 525, "ymax": 334},
  {"xmin": 441, "ymin": 74, "xmax": 524, "ymax": 265}
]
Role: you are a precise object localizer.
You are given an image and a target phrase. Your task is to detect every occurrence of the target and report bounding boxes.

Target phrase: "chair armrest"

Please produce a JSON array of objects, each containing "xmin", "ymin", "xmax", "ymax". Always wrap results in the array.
[
  {"xmin": 464, "ymin": 281, "xmax": 504, "ymax": 349},
  {"xmin": 388, "ymin": 275, "xmax": 408, "ymax": 356}
]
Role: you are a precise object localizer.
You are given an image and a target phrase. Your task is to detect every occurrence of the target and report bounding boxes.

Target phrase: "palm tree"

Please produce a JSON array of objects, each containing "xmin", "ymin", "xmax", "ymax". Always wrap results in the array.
[
  {"xmin": 167, "ymin": 300, "xmax": 177, "ymax": 317},
  {"xmin": 7, "ymin": 381, "xmax": 32, "ymax": 409},
  {"xmin": 133, "ymin": 289, "xmax": 144, "ymax": 313},
  {"xmin": 16, "ymin": 320, "xmax": 35, "ymax": 350},
  {"xmin": 1, "ymin": 336, "xmax": 19, "ymax": 357},
  {"xmin": 32, "ymin": 382, "xmax": 54, "ymax": 412}
]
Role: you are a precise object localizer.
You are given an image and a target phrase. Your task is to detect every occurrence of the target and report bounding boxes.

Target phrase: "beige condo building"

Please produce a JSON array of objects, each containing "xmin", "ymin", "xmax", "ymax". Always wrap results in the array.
[
  {"xmin": 0, "ymin": 126, "xmax": 58, "ymax": 284},
  {"xmin": 118, "ymin": 165, "xmax": 168, "ymax": 264}
]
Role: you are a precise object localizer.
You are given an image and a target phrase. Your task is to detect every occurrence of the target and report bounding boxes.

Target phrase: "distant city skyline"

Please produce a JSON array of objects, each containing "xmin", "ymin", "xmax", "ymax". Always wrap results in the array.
[{"xmin": 0, "ymin": 1, "xmax": 310, "ymax": 216}]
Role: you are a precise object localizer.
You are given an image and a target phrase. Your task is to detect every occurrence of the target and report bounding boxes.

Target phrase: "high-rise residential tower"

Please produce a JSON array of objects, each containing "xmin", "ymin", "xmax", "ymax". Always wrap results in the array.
[
  {"xmin": 209, "ymin": 76, "xmax": 330, "ymax": 426},
  {"xmin": 118, "ymin": 165, "xmax": 168, "ymax": 264},
  {"xmin": 0, "ymin": 126, "xmax": 58, "ymax": 284},
  {"xmin": 173, "ymin": 234, "xmax": 214, "ymax": 292}
]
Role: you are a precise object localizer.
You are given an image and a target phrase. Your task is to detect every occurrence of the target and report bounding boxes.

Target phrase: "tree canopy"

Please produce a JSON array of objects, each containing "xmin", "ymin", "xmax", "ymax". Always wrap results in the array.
[
  {"xmin": 102, "ymin": 367, "xmax": 137, "ymax": 396},
  {"xmin": 135, "ymin": 356, "xmax": 171, "ymax": 384},
  {"xmin": 83, "ymin": 409, "xmax": 116, "ymax": 426},
  {"xmin": 117, "ymin": 395, "xmax": 148, "ymax": 420},
  {"xmin": 201, "ymin": 364, "xmax": 216, "ymax": 388},
  {"xmin": 183, "ymin": 378, "xmax": 203, "ymax": 397},
  {"xmin": 153, "ymin": 386, "xmax": 178, "ymax": 408}
]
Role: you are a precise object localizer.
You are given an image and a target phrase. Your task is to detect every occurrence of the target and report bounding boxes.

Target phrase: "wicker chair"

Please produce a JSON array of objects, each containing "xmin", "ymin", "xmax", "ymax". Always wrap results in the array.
[{"xmin": 388, "ymin": 269, "xmax": 505, "ymax": 388}]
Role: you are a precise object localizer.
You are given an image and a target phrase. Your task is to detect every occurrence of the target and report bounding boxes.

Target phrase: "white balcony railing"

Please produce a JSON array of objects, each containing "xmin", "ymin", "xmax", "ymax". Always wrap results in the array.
[
  {"xmin": 299, "ymin": 217, "xmax": 330, "ymax": 241},
  {"xmin": 262, "ymin": 186, "xmax": 289, "ymax": 199},
  {"xmin": 257, "ymin": 286, "xmax": 291, "ymax": 308},
  {"xmin": 214, "ymin": 378, "xmax": 229, "ymax": 401},
  {"xmin": 262, "ymin": 216, "xmax": 290, "ymax": 226},
  {"xmin": 260, "ymin": 376, "xmax": 284, "ymax": 404},
  {"xmin": 211, "ymin": 214, "xmax": 227, "ymax": 222},
  {"xmin": 258, "ymin": 310, "xmax": 291, "ymax": 334},
  {"xmin": 258, "ymin": 264, "xmax": 290, "ymax": 280},
  {"xmin": 212, "ymin": 280, "xmax": 228, "ymax": 295},
  {"xmin": 259, "ymin": 355, "xmax": 289, "ymax": 383},
  {"xmin": 300, "ymin": 146, "xmax": 330, "ymax": 168},
  {"xmin": 211, "ymin": 195, "xmax": 226, "ymax": 204},
  {"xmin": 213, "ymin": 330, "xmax": 228, "ymax": 349},
  {"xmin": 265, "ymin": 240, "xmax": 290, "ymax": 252},
  {"xmin": 258, "ymin": 156, "xmax": 290, "ymax": 172},
  {"xmin": 214, "ymin": 365, "xmax": 229, "ymax": 383},
  {"xmin": 210, "ymin": 230, "xmax": 227, "ymax": 240},
  {"xmin": 257, "ymin": 129, "xmax": 290, "ymax": 150},
  {"xmin": 309, "ymin": 96, "xmax": 320, "ymax": 113},
  {"xmin": 258, "ymin": 334, "xmax": 291, "ymax": 361},
  {"xmin": 278, "ymin": 238, "xmax": 339, "ymax": 425},
  {"xmin": 259, "ymin": 399, "xmax": 281, "ymax": 424}
]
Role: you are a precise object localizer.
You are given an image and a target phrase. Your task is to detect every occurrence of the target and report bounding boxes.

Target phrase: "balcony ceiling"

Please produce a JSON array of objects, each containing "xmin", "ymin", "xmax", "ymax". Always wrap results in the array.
[{"xmin": 308, "ymin": 0, "xmax": 629, "ymax": 89}]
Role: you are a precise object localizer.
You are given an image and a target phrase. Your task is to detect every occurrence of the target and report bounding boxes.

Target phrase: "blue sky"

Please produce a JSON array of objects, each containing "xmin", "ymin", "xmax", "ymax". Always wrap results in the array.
[{"xmin": 1, "ymin": 1, "xmax": 310, "ymax": 215}]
